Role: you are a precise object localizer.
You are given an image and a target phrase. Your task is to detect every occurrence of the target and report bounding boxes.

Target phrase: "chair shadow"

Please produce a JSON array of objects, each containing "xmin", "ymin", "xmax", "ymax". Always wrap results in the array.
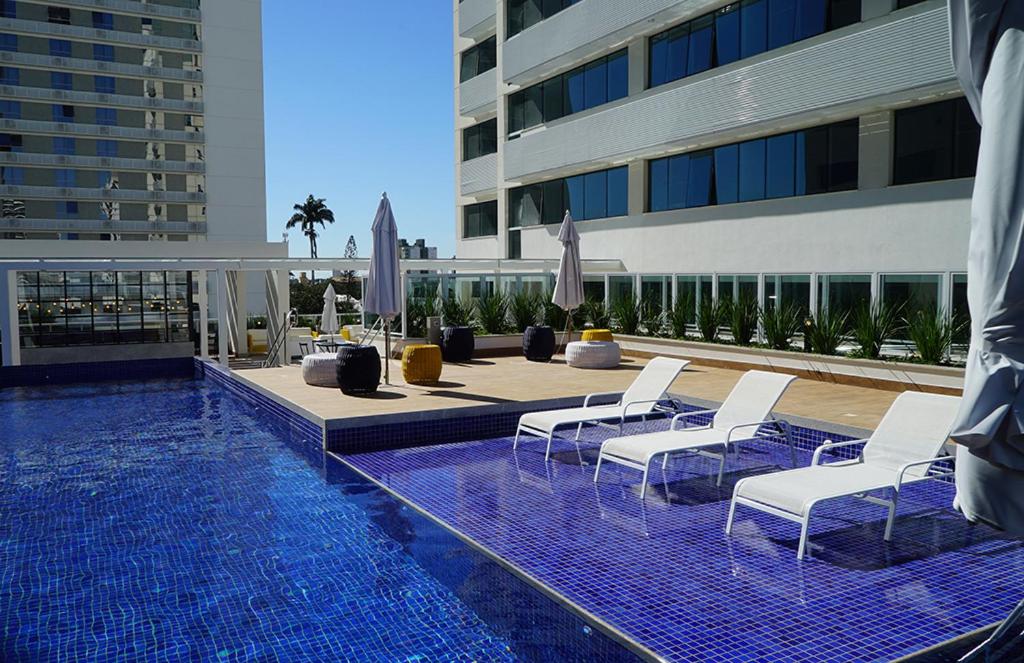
[
  {"xmin": 425, "ymin": 390, "xmax": 512, "ymax": 405},
  {"xmin": 425, "ymin": 381, "xmax": 465, "ymax": 389},
  {"xmin": 641, "ymin": 465, "xmax": 783, "ymax": 506},
  {"xmin": 449, "ymin": 359, "xmax": 496, "ymax": 366},
  {"xmin": 771, "ymin": 510, "xmax": 1022, "ymax": 570},
  {"xmin": 349, "ymin": 390, "xmax": 407, "ymax": 400}
]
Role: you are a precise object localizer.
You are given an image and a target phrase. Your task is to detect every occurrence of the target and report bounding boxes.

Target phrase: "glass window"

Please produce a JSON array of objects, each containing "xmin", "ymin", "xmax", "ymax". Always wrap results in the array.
[
  {"xmin": 0, "ymin": 67, "xmax": 17, "ymax": 86},
  {"xmin": 715, "ymin": 6, "xmax": 741, "ymax": 66},
  {"xmin": 714, "ymin": 144, "xmax": 739, "ymax": 205},
  {"xmin": 51, "ymin": 72, "xmax": 72, "ymax": 90},
  {"xmin": 542, "ymin": 179, "xmax": 565, "ymax": 224},
  {"xmin": 676, "ymin": 275, "xmax": 699, "ymax": 322},
  {"xmin": 0, "ymin": 34, "xmax": 15, "ymax": 52},
  {"xmin": 460, "ymin": 37, "xmax": 496, "ymax": 83},
  {"xmin": 52, "ymin": 104, "xmax": 75, "ymax": 122},
  {"xmin": 766, "ymin": 133, "xmax": 795, "ymax": 198},
  {"xmin": 583, "ymin": 170, "xmax": 607, "ymax": 220},
  {"xmin": 740, "ymin": 0, "xmax": 768, "ymax": 59},
  {"xmin": 507, "ymin": 229, "xmax": 521, "ymax": 259},
  {"xmin": 609, "ymin": 275, "xmax": 634, "ymax": 305},
  {"xmin": 566, "ymin": 174, "xmax": 585, "ymax": 218},
  {"xmin": 462, "ymin": 118, "xmax": 497, "ymax": 161},
  {"xmin": 951, "ymin": 273, "xmax": 968, "ymax": 344},
  {"xmin": 0, "ymin": 100, "xmax": 19, "ymax": 119},
  {"xmin": 795, "ymin": 0, "xmax": 827, "ymax": 40},
  {"xmin": 641, "ymin": 275, "xmax": 669, "ymax": 312},
  {"xmin": 768, "ymin": 0, "xmax": 797, "ymax": 49},
  {"xmin": 896, "ymin": 0, "xmax": 928, "ymax": 7},
  {"xmin": 96, "ymin": 140, "xmax": 117, "ymax": 157},
  {"xmin": 648, "ymin": 158, "xmax": 668, "ymax": 212},
  {"xmin": 798, "ymin": 126, "xmax": 828, "ymax": 195},
  {"xmin": 583, "ymin": 276, "xmax": 605, "ymax": 303},
  {"xmin": 53, "ymin": 137, "xmax": 75, "ymax": 155},
  {"xmin": 94, "ymin": 44, "xmax": 115, "ymax": 62},
  {"xmin": 738, "ymin": 138, "xmax": 766, "ymax": 202},
  {"xmin": 515, "ymin": 166, "xmax": 625, "ymax": 224},
  {"xmin": 48, "ymin": 7, "xmax": 71, "ymax": 24},
  {"xmin": 766, "ymin": 274, "xmax": 810, "ymax": 316},
  {"xmin": 463, "ymin": 201, "xmax": 498, "ymax": 238},
  {"xmin": 607, "ymin": 166, "xmax": 628, "ymax": 217},
  {"xmin": 508, "ymin": 0, "xmax": 580, "ymax": 38},
  {"xmin": 606, "ymin": 50, "xmax": 628, "ymax": 102},
  {"xmin": 1, "ymin": 165, "xmax": 23, "ymax": 184},
  {"xmin": 565, "ymin": 67, "xmax": 586, "ymax": 115},
  {"xmin": 96, "ymin": 108, "xmax": 117, "ymax": 126},
  {"xmin": 894, "ymin": 98, "xmax": 979, "ymax": 185},
  {"xmin": 92, "ymin": 12, "xmax": 114, "ymax": 30},
  {"xmin": 94, "ymin": 76, "xmax": 116, "ymax": 94},
  {"xmin": 818, "ymin": 274, "xmax": 870, "ymax": 315},
  {"xmin": 0, "ymin": 2, "xmax": 14, "ymax": 19},
  {"xmin": 542, "ymin": 77, "xmax": 564, "ymax": 122},
  {"xmin": 56, "ymin": 169, "xmax": 76, "ymax": 188},
  {"xmin": 668, "ymin": 155, "xmax": 689, "ymax": 210},
  {"xmin": 881, "ymin": 274, "xmax": 941, "ymax": 315},
  {"xmin": 687, "ymin": 150, "xmax": 714, "ymax": 207},
  {"xmin": 49, "ymin": 39, "xmax": 72, "ymax": 57}
]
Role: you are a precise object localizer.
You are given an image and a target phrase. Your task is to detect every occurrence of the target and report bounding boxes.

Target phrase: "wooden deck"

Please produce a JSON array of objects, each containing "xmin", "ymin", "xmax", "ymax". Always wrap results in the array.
[{"xmin": 235, "ymin": 355, "xmax": 902, "ymax": 430}]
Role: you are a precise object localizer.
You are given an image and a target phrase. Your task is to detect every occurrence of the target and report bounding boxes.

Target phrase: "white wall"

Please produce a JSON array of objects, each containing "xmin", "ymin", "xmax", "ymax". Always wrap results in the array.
[{"xmin": 201, "ymin": 0, "xmax": 268, "ymax": 245}]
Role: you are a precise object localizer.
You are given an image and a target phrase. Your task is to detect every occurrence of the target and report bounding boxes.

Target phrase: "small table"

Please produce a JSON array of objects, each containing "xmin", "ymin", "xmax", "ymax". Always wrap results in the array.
[{"xmin": 315, "ymin": 339, "xmax": 343, "ymax": 353}]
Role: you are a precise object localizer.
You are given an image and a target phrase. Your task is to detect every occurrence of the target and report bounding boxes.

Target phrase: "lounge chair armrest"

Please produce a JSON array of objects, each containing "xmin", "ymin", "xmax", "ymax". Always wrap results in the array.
[
  {"xmin": 724, "ymin": 420, "xmax": 778, "ymax": 444},
  {"xmin": 584, "ymin": 391, "xmax": 624, "ymax": 407},
  {"xmin": 621, "ymin": 398, "xmax": 669, "ymax": 418},
  {"xmin": 670, "ymin": 409, "xmax": 718, "ymax": 430},
  {"xmin": 811, "ymin": 438, "xmax": 870, "ymax": 466},
  {"xmin": 895, "ymin": 455, "xmax": 955, "ymax": 488}
]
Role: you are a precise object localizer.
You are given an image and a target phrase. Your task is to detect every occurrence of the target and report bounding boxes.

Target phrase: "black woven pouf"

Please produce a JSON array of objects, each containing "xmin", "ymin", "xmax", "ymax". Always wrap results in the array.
[
  {"xmin": 336, "ymin": 344, "xmax": 380, "ymax": 395},
  {"xmin": 441, "ymin": 326, "xmax": 475, "ymax": 363},
  {"xmin": 523, "ymin": 325, "xmax": 555, "ymax": 362}
]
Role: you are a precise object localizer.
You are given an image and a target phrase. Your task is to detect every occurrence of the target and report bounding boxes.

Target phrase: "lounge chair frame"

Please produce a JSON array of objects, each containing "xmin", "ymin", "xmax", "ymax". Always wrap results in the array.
[{"xmin": 726, "ymin": 437, "xmax": 955, "ymax": 560}]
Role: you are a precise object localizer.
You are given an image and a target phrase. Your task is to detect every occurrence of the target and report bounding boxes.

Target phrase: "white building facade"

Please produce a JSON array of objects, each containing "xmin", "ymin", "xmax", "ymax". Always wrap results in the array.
[
  {"xmin": 454, "ymin": 0, "xmax": 971, "ymax": 319},
  {"xmin": 0, "ymin": 0, "xmax": 284, "ymax": 365}
]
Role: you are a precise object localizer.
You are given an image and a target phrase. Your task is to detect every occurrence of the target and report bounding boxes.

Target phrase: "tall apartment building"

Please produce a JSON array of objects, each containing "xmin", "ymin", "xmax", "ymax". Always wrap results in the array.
[
  {"xmin": 0, "ymin": 0, "xmax": 271, "ymax": 252},
  {"xmin": 453, "ymin": 0, "xmax": 973, "ymax": 318}
]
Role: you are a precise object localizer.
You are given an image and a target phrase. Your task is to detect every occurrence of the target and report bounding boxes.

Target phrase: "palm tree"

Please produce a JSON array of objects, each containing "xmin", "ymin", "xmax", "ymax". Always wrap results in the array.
[{"xmin": 286, "ymin": 195, "xmax": 335, "ymax": 282}]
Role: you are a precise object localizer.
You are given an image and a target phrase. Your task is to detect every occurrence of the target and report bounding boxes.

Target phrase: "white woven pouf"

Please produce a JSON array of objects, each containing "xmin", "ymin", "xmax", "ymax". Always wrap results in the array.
[
  {"xmin": 301, "ymin": 352, "xmax": 338, "ymax": 387},
  {"xmin": 565, "ymin": 341, "xmax": 621, "ymax": 369}
]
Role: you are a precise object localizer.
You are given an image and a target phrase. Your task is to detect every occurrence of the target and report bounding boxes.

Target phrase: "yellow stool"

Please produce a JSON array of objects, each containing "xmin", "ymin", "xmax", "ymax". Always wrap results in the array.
[
  {"xmin": 582, "ymin": 328, "xmax": 614, "ymax": 342},
  {"xmin": 401, "ymin": 344, "xmax": 442, "ymax": 385},
  {"xmin": 340, "ymin": 328, "xmax": 351, "ymax": 342}
]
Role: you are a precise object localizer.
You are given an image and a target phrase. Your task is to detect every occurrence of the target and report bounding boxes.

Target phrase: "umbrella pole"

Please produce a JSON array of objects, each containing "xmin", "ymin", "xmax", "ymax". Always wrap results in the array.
[{"xmin": 385, "ymin": 319, "xmax": 391, "ymax": 385}]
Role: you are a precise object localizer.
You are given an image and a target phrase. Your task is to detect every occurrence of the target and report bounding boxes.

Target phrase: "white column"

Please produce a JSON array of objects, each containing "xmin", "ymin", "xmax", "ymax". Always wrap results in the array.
[
  {"xmin": 0, "ymin": 270, "xmax": 20, "ymax": 366},
  {"xmin": 233, "ymin": 270, "xmax": 247, "ymax": 356},
  {"xmin": 216, "ymin": 267, "xmax": 230, "ymax": 366},
  {"xmin": 197, "ymin": 269, "xmax": 209, "ymax": 359},
  {"xmin": 277, "ymin": 270, "xmax": 290, "ymax": 364}
]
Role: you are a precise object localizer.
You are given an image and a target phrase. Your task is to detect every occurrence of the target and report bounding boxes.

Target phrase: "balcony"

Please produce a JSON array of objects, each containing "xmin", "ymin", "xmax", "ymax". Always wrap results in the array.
[
  {"xmin": 460, "ymin": 152, "xmax": 497, "ymax": 197},
  {"xmin": 459, "ymin": 68, "xmax": 497, "ymax": 119},
  {"xmin": 0, "ymin": 17, "xmax": 201, "ymax": 53},
  {"xmin": 458, "ymin": 0, "xmax": 496, "ymax": 41},
  {"xmin": 0, "ymin": 216, "xmax": 205, "ymax": 234},
  {"xmin": 0, "ymin": 118, "xmax": 204, "ymax": 143},
  {"xmin": 503, "ymin": 0, "xmax": 700, "ymax": 85},
  {"xmin": 0, "ymin": 184, "xmax": 205, "ymax": 203},
  {"xmin": 0, "ymin": 151, "xmax": 204, "ymax": 174},
  {"xmin": 0, "ymin": 84, "xmax": 203, "ymax": 114},
  {"xmin": 19, "ymin": 0, "xmax": 201, "ymax": 22},
  {"xmin": 0, "ymin": 50, "xmax": 203, "ymax": 84},
  {"xmin": 505, "ymin": 6, "xmax": 955, "ymax": 181}
]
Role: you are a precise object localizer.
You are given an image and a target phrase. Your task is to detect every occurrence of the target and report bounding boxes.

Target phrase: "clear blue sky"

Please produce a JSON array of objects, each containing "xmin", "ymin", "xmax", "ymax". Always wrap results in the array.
[{"xmin": 262, "ymin": 2, "xmax": 455, "ymax": 259}]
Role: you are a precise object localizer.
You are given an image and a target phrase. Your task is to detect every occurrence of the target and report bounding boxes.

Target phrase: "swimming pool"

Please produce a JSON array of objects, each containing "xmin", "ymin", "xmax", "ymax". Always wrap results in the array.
[{"xmin": 0, "ymin": 378, "xmax": 638, "ymax": 662}]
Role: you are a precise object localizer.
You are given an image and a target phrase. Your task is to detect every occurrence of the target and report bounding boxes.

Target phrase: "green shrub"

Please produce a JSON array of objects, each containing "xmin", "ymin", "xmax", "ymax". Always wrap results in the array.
[
  {"xmin": 581, "ymin": 298, "xmax": 611, "ymax": 329},
  {"xmin": 440, "ymin": 296, "xmax": 473, "ymax": 328},
  {"xmin": 696, "ymin": 298, "xmax": 725, "ymax": 342},
  {"xmin": 508, "ymin": 291, "xmax": 541, "ymax": 332},
  {"xmin": 641, "ymin": 298, "xmax": 665, "ymax": 337},
  {"xmin": 669, "ymin": 292, "xmax": 694, "ymax": 339},
  {"xmin": 851, "ymin": 301, "xmax": 904, "ymax": 359},
  {"xmin": 611, "ymin": 297, "xmax": 642, "ymax": 335},
  {"xmin": 906, "ymin": 309, "xmax": 965, "ymax": 364},
  {"xmin": 475, "ymin": 291, "xmax": 509, "ymax": 335},
  {"xmin": 540, "ymin": 290, "xmax": 584, "ymax": 330},
  {"xmin": 405, "ymin": 296, "xmax": 438, "ymax": 338},
  {"xmin": 729, "ymin": 295, "xmax": 759, "ymax": 346},
  {"xmin": 807, "ymin": 308, "xmax": 849, "ymax": 355},
  {"xmin": 760, "ymin": 301, "xmax": 802, "ymax": 350}
]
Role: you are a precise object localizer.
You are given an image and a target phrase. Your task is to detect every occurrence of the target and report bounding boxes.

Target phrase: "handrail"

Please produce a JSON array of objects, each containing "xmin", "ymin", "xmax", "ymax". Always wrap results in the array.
[
  {"xmin": 261, "ymin": 308, "xmax": 297, "ymax": 368},
  {"xmin": 360, "ymin": 316, "xmax": 385, "ymax": 346},
  {"xmin": 960, "ymin": 598, "xmax": 1024, "ymax": 662}
]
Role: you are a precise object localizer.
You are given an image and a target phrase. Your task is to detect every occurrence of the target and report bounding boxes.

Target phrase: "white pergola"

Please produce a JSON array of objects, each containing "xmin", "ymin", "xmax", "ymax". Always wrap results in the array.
[{"xmin": 0, "ymin": 256, "xmax": 626, "ymax": 367}]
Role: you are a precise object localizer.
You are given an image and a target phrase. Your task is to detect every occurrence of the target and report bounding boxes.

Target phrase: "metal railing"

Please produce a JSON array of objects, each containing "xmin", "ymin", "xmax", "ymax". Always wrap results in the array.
[{"xmin": 261, "ymin": 308, "xmax": 297, "ymax": 369}]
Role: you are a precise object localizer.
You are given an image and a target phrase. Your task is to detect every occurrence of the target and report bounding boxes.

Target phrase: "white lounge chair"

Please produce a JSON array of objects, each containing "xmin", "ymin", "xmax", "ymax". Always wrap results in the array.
[
  {"xmin": 726, "ymin": 391, "xmax": 961, "ymax": 560},
  {"xmin": 594, "ymin": 371, "xmax": 798, "ymax": 498},
  {"xmin": 513, "ymin": 357, "xmax": 689, "ymax": 461}
]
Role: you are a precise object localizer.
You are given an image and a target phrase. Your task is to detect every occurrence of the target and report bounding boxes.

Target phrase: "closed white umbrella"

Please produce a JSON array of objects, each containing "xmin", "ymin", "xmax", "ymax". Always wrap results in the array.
[
  {"xmin": 320, "ymin": 282, "xmax": 339, "ymax": 336},
  {"xmin": 364, "ymin": 192, "xmax": 402, "ymax": 384},
  {"xmin": 552, "ymin": 210, "xmax": 584, "ymax": 352},
  {"xmin": 948, "ymin": 0, "xmax": 1024, "ymax": 535}
]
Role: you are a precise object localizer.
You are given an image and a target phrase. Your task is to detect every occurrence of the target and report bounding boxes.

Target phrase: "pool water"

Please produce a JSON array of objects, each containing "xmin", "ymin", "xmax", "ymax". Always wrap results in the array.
[{"xmin": 0, "ymin": 379, "xmax": 637, "ymax": 662}]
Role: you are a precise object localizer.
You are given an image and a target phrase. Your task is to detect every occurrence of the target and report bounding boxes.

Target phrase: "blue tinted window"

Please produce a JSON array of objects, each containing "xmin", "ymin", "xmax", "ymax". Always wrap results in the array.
[
  {"xmin": 668, "ymin": 155, "xmax": 689, "ymax": 210},
  {"xmin": 52, "ymin": 104, "xmax": 74, "ymax": 122},
  {"xmin": 687, "ymin": 18, "xmax": 714, "ymax": 75},
  {"xmin": 0, "ymin": 67, "xmax": 16, "ymax": 85},
  {"xmin": 739, "ymin": 139, "xmax": 767, "ymax": 201},
  {"xmin": 0, "ymin": 34, "xmax": 16, "ymax": 52},
  {"xmin": 607, "ymin": 167, "xmax": 628, "ymax": 216},
  {"xmin": 94, "ymin": 76, "xmax": 115, "ymax": 94},
  {"xmin": 53, "ymin": 137, "xmax": 75, "ymax": 155},
  {"xmin": 795, "ymin": 132, "xmax": 807, "ymax": 195},
  {"xmin": 584, "ymin": 170, "xmax": 607, "ymax": 220},
  {"xmin": 649, "ymin": 35, "xmax": 669, "ymax": 87},
  {"xmin": 92, "ymin": 12, "xmax": 114, "ymax": 30},
  {"xmin": 94, "ymin": 44, "xmax": 114, "ymax": 62},
  {"xmin": 566, "ymin": 175, "xmax": 585, "ymax": 219},
  {"xmin": 1, "ymin": 165, "xmax": 23, "ymax": 184},
  {"xmin": 714, "ymin": 144, "xmax": 740, "ymax": 204},
  {"xmin": 57, "ymin": 201, "xmax": 79, "ymax": 218},
  {"xmin": 51, "ymin": 72, "xmax": 72, "ymax": 90},
  {"xmin": 766, "ymin": 133, "xmax": 795, "ymax": 198},
  {"xmin": 648, "ymin": 159, "xmax": 668, "ymax": 212},
  {"xmin": 606, "ymin": 51, "xmax": 628, "ymax": 101},
  {"xmin": 768, "ymin": 0, "xmax": 797, "ymax": 49},
  {"xmin": 667, "ymin": 29, "xmax": 688, "ymax": 83},
  {"xmin": 96, "ymin": 108, "xmax": 117, "ymax": 125},
  {"xmin": 56, "ymin": 169, "xmax": 76, "ymax": 188},
  {"xmin": 740, "ymin": 0, "xmax": 768, "ymax": 58},
  {"xmin": 715, "ymin": 7, "xmax": 741, "ymax": 66},
  {"xmin": 0, "ymin": 100, "xmax": 19, "ymax": 118},
  {"xmin": 49, "ymin": 39, "xmax": 71, "ymax": 57},
  {"xmin": 584, "ymin": 61, "xmax": 606, "ymax": 109},
  {"xmin": 0, "ymin": 2, "xmax": 14, "ymax": 19},
  {"xmin": 687, "ymin": 151, "xmax": 714, "ymax": 207},
  {"xmin": 96, "ymin": 139, "xmax": 117, "ymax": 157},
  {"xmin": 795, "ymin": 0, "xmax": 826, "ymax": 40},
  {"xmin": 566, "ymin": 68, "xmax": 585, "ymax": 114}
]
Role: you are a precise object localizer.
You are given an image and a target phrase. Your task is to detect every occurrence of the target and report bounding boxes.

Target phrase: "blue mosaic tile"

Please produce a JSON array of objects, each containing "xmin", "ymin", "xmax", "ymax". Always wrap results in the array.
[
  {"xmin": 0, "ymin": 377, "xmax": 639, "ymax": 662},
  {"xmin": 0, "ymin": 357, "xmax": 194, "ymax": 388},
  {"xmin": 342, "ymin": 417, "xmax": 1024, "ymax": 662}
]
